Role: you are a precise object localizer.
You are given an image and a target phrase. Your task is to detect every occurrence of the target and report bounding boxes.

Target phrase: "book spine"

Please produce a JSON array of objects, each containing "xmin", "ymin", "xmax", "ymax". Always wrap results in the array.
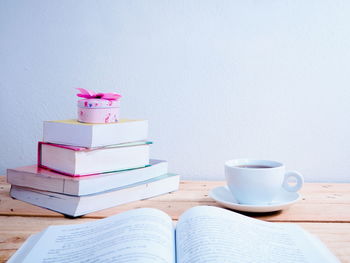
[
  {"xmin": 37, "ymin": 142, "xmax": 43, "ymax": 168},
  {"xmin": 36, "ymin": 165, "xmax": 152, "ymax": 177}
]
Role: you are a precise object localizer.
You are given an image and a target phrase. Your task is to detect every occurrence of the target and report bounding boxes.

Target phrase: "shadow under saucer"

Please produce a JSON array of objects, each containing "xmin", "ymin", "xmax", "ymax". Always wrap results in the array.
[{"xmin": 209, "ymin": 185, "xmax": 300, "ymax": 213}]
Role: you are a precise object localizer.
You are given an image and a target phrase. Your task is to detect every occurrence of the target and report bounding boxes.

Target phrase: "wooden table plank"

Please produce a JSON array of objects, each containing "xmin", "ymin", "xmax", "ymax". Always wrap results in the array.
[
  {"xmin": 0, "ymin": 216, "xmax": 349, "ymax": 263},
  {"xmin": 299, "ymin": 223, "xmax": 350, "ymax": 263},
  {"xmin": 1, "ymin": 176, "xmax": 350, "ymax": 263},
  {"xmin": 0, "ymin": 216, "xmax": 96, "ymax": 262},
  {"xmin": 1, "ymin": 177, "xmax": 350, "ymax": 222}
]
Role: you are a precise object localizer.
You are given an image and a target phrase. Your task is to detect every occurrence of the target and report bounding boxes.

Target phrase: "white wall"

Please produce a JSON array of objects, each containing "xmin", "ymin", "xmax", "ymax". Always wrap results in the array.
[{"xmin": 1, "ymin": 0, "xmax": 350, "ymax": 182}]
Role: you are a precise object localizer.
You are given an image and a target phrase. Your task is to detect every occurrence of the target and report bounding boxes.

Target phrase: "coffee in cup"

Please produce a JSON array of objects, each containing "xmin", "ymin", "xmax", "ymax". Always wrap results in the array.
[{"xmin": 225, "ymin": 159, "xmax": 303, "ymax": 205}]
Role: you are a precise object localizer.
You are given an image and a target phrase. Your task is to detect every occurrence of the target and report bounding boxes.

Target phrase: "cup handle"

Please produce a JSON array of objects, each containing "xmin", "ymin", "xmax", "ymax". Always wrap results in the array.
[{"xmin": 282, "ymin": 171, "xmax": 304, "ymax": 192}]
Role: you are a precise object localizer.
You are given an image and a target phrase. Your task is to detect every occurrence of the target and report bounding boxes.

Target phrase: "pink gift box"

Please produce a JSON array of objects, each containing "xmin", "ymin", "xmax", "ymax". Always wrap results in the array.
[{"xmin": 77, "ymin": 99, "xmax": 120, "ymax": 123}]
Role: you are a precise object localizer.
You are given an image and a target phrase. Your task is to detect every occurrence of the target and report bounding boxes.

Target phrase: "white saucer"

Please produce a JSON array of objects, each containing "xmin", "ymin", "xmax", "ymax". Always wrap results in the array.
[{"xmin": 209, "ymin": 186, "xmax": 301, "ymax": 213}]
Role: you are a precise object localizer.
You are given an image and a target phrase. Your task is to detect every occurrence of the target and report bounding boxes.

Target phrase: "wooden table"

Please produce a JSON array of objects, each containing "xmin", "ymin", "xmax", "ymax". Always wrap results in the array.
[{"xmin": 0, "ymin": 176, "xmax": 350, "ymax": 262}]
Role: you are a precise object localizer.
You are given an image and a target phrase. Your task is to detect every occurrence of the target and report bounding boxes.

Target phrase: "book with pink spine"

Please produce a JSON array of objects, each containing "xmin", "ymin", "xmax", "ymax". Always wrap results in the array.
[
  {"xmin": 38, "ymin": 141, "xmax": 152, "ymax": 177},
  {"xmin": 7, "ymin": 159, "xmax": 168, "ymax": 195}
]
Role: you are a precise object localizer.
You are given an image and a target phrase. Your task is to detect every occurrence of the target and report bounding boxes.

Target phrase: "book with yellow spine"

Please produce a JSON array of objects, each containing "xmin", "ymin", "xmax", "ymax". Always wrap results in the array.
[{"xmin": 43, "ymin": 119, "xmax": 148, "ymax": 147}]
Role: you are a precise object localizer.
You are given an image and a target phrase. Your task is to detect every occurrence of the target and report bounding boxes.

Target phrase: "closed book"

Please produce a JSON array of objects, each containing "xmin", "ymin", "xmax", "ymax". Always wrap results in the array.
[
  {"xmin": 7, "ymin": 160, "xmax": 168, "ymax": 196},
  {"xmin": 38, "ymin": 141, "xmax": 151, "ymax": 176},
  {"xmin": 10, "ymin": 173, "xmax": 180, "ymax": 217},
  {"xmin": 43, "ymin": 119, "xmax": 148, "ymax": 147}
]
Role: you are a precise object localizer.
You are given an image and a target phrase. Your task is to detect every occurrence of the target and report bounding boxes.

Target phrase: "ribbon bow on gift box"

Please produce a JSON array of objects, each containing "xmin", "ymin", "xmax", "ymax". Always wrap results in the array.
[{"xmin": 76, "ymin": 88, "xmax": 122, "ymax": 101}]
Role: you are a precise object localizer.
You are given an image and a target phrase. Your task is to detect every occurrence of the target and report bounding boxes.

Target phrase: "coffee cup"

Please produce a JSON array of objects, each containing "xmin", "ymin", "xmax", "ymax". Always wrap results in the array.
[{"xmin": 225, "ymin": 159, "xmax": 303, "ymax": 205}]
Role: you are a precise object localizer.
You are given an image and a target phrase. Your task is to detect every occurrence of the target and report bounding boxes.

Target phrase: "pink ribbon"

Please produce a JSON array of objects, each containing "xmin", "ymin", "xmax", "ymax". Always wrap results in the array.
[{"xmin": 76, "ymin": 88, "xmax": 122, "ymax": 100}]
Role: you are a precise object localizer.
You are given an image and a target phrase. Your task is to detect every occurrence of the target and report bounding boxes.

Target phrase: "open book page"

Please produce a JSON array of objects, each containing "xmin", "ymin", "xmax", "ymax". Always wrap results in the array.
[
  {"xmin": 14, "ymin": 208, "xmax": 175, "ymax": 263},
  {"xmin": 7, "ymin": 233, "xmax": 44, "ymax": 263},
  {"xmin": 301, "ymin": 230, "xmax": 340, "ymax": 263},
  {"xmin": 175, "ymin": 206, "xmax": 339, "ymax": 263}
]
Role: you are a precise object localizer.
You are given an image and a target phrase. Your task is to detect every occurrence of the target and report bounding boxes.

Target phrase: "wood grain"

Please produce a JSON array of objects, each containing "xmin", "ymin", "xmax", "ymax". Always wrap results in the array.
[
  {"xmin": 299, "ymin": 223, "xmax": 350, "ymax": 263},
  {"xmin": 1, "ymin": 177, "xmax": 349, "ymax": 222},
  {"xmin": 1, "ymin": 176, "xmax": 350, "ymax": 262},
  {"xmin": 0, "ymin": 217, "xmax": 349, "ymax": 263}
]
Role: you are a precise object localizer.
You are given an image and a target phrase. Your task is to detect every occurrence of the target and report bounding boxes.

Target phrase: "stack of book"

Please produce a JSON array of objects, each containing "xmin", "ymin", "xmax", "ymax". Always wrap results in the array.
[{"xmin": 7, "ymin": 119, "xmax": 179, "ymax": 217}]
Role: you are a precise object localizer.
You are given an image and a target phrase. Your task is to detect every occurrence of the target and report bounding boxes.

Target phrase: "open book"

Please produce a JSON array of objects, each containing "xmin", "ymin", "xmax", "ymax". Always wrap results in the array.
[{"xmin": 9, "ymin": 206, "xmax": 339, "ymax": 263}]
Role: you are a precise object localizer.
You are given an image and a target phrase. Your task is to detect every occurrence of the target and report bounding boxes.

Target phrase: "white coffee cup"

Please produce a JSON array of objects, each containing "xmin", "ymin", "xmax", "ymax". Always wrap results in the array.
[{"xmin": 225, "ymin": 159, "xmax": 303, "ymax": 205}]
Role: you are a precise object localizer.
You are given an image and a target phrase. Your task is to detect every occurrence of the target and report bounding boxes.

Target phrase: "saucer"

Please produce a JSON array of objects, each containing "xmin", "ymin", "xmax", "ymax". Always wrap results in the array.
[{"xmin": 209, "ymin": 186, "xmax": 301, "ymax": 213}]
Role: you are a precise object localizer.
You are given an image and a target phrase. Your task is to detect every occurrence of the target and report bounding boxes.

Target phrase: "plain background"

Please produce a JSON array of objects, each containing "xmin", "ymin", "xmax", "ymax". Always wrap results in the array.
[{"xmin": 1, "ymin": 0, "xmax": 349, "ymax": 182}]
